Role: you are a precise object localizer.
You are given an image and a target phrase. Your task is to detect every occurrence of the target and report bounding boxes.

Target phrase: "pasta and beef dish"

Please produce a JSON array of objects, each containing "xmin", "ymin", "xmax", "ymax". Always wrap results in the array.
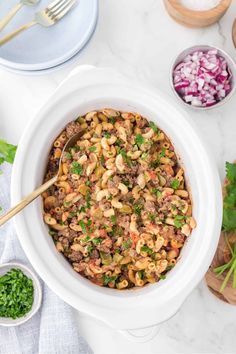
[{"xmin": 42, "ymin": 109, "xmax": 196, "ymax": 289}]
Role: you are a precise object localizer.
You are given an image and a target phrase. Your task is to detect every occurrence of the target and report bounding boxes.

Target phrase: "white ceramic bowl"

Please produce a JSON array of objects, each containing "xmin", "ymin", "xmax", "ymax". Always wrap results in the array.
[
  {"xmin": 170, "ymin": 45, "xmax": 236, "ymax": 110},
  {"xmin": 11, "ymin": 66, "xmax": 222, "ymax": 330},
  {"xmin": 0, "ymin": 262, "xmax": 42, "ymax": 326}
]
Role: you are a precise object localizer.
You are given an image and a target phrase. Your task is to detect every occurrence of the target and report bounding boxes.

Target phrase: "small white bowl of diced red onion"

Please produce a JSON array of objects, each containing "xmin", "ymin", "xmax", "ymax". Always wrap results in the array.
[{"xmin": 171, "ymin": 45, "xmax": 236, "ymax": 109}]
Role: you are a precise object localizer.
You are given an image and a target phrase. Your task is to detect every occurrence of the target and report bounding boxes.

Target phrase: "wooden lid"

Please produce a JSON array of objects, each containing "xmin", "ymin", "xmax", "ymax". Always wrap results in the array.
[{"xmin": 164, "ymin": 0, "xmax": 232, "ymax": 28}]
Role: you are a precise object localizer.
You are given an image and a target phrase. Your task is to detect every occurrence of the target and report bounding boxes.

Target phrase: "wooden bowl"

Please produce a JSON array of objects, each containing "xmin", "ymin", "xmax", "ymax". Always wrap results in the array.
[{"xmin": 164, "ymin": 0, "xmax": 232, "ymax": 28}]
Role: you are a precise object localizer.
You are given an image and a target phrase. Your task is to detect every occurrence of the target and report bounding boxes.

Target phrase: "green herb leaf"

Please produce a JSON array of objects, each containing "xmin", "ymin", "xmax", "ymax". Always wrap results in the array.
[
  {"xmin": 170, "ymin": 179, "xmax": 180, "ymax": 190},
  {"xmin": 103, "ymin": 274, "xmax": 117, "ymax": 286},
  {"xmin": 70, "ymin": 161, "xmax": 82, "ymax": 175},
  {"xmin": 92, "ymin": 237, "xmax": 103, "ymax": 245},
  {"xmin": 88, "ymin": 146, "xmax": 96, "ymax": 152},
  {"xmin": 122, "ymin": 238, "xmax": 132, "ymax": 250},
  {"xmin": 174, "ymin": 215, "xmax": 185, "ymax": 228},
  {"xmin": 135, "ymin": 134, "xmax": 145, "ymax": 147},
  {"xmin": 104, "ymin": 132, "xmax": 111, "ymax": 139},
  {"xmin": 140, "ymin": 245, "xmax": 153, "ymax": 255},
  {"xmin": 149, "ymin": 121, "xmax": 159, "ymax": 134},
  {"xmin": 133, "ymin": 203, "xmax": 143, "ymax": 216}
]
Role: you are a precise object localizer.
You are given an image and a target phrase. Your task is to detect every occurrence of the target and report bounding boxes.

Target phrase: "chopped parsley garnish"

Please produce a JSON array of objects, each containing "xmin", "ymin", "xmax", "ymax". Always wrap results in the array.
[
  {"xmin": 174, "ymin": 215, "xmax": 185, "ymax": 228},
  {"xmin": 85, "ymin": 190, "xmax": 91, "ymax": 208},
  {"xmin": 133, "ymin": 203, "xmax": 143, "ymax": 215},
  {"xmin": 87, "ymin": 245, "xmax": 94, "ymax": 254},
  {"xmin": 170, "ymin": 179, "xmax": 180, "ymax": 190},
  {"xmin": 79, "ymin": 220, "xmax": 87, "ymax": 234},
  {"xmin": 110, "ymin": 215, "xmax": 117, "ymax": 224},
  {"xmin": 160, "ymin": 148, "xmax": 166, "ymax": 157},
  {"xmin": 92, "ymin": 237, "xmax": 103, "ymax": 245},
  {"xmin": 0, "ymin": 268, "xmax": 34, "ymax": 319},
  {"xmin": 81, "ymin": 235, "xmax": 91, "ymax": 243},
  {"xmin": 104, "ymin": 132, "xmax": 111, "ymax": 139},
  {"xmin": 140, "ymin": 245, "xmax": 153, "ymax": 255},
  {"xmin": 149, "ymin": 121, "xmax": 159, "ymax": 134},
  {"xmin": 150, "ymin": 159, "xmax": 160, "ymax": 169},
  {"xmin": 148, "ymin": 213, "xmax": 156, "ymax": 222},
  {"xmin": 103, "ymin": 274, "xmax": 117, "ymax": 286},
  {"xmin": 85, "ymin": 181, "xmax": 91, "ymax": 186},
  {"xmin": 122, "ymin": 238, "xmax": 132, "ymax": 249},
  {"xmin": 115, "ymin": 139, "xmax": 122, "ymax": 146},
  {"xmin": 120, "ymin": 149, "xmax": 132, "ymax": 167},
  {"xmin": 78, "ymin": 206, "xmax": 86, "ymax": 213},
  {"xmin": 138, "ymin": 270, "xmax": 144, "ymax": 279},
  {"xmin": 135, "ymin": 134, "xmax": 145, "ymax": 147},
  {"xmin": 159, "ymin": 274, "xmax": 166, "ymax": 280},
  {"xmin": 101, "ymin": 155, "xmax": 105, "ymax": 166},
  {"xmin": 109, "ymin": 117, "xmax": 116, "ymax": 124},
  {"xmin": 152, "ymin": 188, "xmax": 161, "ymax": 197},
  {"xmin": 88, "ymin": 146, "xmax": 96, "ymax": 152},
  {"xmin": 70, "ymin": 161, "xmax": 83, "ymax": 175}
]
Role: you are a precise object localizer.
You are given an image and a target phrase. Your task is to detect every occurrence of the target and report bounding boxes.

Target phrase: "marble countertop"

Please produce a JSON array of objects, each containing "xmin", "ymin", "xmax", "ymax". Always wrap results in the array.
[{"xmin": 1, "ymin": 1, "xmax": 236, "ymax": 353}]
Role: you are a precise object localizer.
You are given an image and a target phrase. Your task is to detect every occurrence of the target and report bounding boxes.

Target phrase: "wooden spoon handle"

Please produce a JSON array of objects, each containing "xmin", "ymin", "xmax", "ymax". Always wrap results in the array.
[{"xmin": 0, "ymin": 176, "xmax": 58, "ymax": 227}]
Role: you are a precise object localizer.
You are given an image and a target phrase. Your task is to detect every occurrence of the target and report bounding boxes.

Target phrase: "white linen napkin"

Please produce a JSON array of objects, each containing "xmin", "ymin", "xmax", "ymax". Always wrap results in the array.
[{"xmin": 0, "ymin": 164, "xmax": 93, "ymax": 354}]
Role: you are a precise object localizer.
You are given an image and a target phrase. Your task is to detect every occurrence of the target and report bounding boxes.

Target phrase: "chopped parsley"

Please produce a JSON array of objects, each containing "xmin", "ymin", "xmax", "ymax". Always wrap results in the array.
[
  {"xmin": 148, "ymin": 213, "xmax": 156, "ymax": 222},
  {"xmin": 103, "ymin": 274, "xmax": 117, "ymax": 286},
  {"xmin": 160, "ymin": 148, "xmax": 166, "ymax": 157},
  {"xmin": 174, "ymin": 215, "xmax": 185, "ymax": 228},
  {"xmin": 170, "ymin": 179, "xmax": 180, "ymax": 190},
  {"xmin": 104, "ymin": 132, "xmax": 111, "ymax": 139},
  {"xmin": 79, "ymin": 220, "xmax": 87, "ymax": 234},
  {"xmin": 135, "ymin": 134, "xmax": 145, "ymax": 147},
  {"xmin": 0, "ymin": 268, "xmax": 34, "ymax": 319},
  {"xmin": 110, "ymin": 215, "xmax": 117, "ymax": 224},
  {"xmin": 159, "ymin": 274, "xmax": 166, "ymax": 280},
  {"xmin": 88, "ymin": 146, "xmax": 96, "ymax": 152},
  {"xmin": 140, "ymin": 245, "xmax": 153, "ymax": 255},
  {"xmin": 150, "ymin": 159, "xmax": 160, "ymax": 169},
  {"xmin": 70, "ymin": 161, "xmax": 83, "ymax": 175},
  {"xmin": 133, "ymin": 203, "xmax": 143, "ymax": 215},
  {"xmin": 149, "ymin": 121, "xmax": 159, "ymax": 134},
  {"xmin": 85, "ymin": 190, "xmax": 91, "ymax": 208},
  {"xmin": 92, "ymin": 237, "xmax": 103, "ymax": 245},
  {"xmin": 101, "ymin": 155, "xmax": 105, "ymax": 166},
  {"xmin": 152, "ymin": 188, "xmax": 161, "ymax": 197},
  {"xmin": 122, "ymin": 238, "xmax": 132, "ymax": 249},
  {"xmin": 78, "ymin": 206, "xmax": 86, "ymax": 213}
]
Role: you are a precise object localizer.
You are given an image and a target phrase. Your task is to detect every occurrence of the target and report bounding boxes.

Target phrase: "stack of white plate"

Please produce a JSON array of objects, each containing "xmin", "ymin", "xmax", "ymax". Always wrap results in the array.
[{"xmin": 0, "ymin": 0, "xmax": 98, "ymax": 74}]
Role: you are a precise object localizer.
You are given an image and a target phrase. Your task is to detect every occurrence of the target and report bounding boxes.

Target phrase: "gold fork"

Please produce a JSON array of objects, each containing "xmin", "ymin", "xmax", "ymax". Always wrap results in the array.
[
  {"xmin": 0, "ymin": 0, "xmax": 40, "ymax": 32},
  {"xmin": 0, "ymin": 0, "xmax": 77, "ymax": 46}
]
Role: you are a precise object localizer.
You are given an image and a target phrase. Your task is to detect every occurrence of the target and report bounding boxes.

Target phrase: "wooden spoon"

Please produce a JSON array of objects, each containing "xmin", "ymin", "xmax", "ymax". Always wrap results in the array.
[{"xmin": 0, "ymin": 130, "xmax": 84, "ymax": 227}]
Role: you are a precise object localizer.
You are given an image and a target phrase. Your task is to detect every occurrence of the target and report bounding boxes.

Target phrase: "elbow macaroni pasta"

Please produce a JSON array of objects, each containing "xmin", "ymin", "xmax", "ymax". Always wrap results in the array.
[{"xmin": 43, "ymin": 109, "xmax": 196, "ymax": 289}]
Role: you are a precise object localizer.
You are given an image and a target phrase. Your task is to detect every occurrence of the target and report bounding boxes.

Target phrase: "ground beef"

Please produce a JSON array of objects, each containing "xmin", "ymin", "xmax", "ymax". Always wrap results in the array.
[{"xmin": 65, "ymin": 122, "xmax": 81, "ymax": 138}]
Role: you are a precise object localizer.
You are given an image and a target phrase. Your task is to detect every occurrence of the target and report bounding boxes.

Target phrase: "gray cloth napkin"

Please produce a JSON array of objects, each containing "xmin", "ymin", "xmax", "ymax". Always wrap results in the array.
[{"xmin": 0, "ymin": 164, "xmax": 93, "ymax": 354}]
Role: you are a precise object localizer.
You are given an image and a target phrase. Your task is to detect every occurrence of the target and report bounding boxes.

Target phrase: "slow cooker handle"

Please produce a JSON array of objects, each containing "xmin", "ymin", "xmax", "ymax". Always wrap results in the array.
[{"xmin": 119, "ymin": 325, "xmax": 161, "ymax": 343}]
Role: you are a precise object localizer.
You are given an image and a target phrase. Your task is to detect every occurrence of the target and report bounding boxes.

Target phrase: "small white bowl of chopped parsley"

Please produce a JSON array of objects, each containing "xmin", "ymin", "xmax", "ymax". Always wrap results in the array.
[{"xmin": 0, "ymin": 262, "xmax": 42, "ymax": 326}]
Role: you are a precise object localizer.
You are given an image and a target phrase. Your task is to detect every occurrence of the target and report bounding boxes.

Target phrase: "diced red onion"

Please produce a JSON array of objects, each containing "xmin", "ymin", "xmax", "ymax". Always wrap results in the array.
[{"xmin": 173, "ymin": 49, "xmax": 232, "ymax": 107}]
